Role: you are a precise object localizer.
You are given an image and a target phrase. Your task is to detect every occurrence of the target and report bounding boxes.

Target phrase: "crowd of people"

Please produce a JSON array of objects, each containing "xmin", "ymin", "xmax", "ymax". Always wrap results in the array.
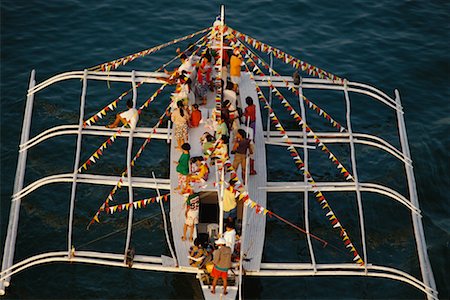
[{"xmin": 106, "ymin": 41, "xmax": 254, "ymax": 295}]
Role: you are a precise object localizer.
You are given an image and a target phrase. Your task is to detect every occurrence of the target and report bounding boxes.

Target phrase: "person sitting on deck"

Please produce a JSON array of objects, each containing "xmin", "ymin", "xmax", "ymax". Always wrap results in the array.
[
  {"xmin": 201, "ymin": 133, "xmax": 216, "ymax": 156},
  {"xmin": 223, "ymin": 179, "xmax": 238, "ymax": 222},
  {"xmin": 182, "ymin": 186, "xmax": 200, "ymax": 242},
  {"xmin": 188, "ymin": 158, "xmax": 209, "ymax": 188},
  {"xmin": 190, "ymin": 104, "xmax": 202, "ymax": 127},
  {"xmin": 215, "ymin": 115, "xmax": 229, "ymax": 141},
  {"xmin": 106, "ymin": 99, "xmax": 139, "ymax": 130},
  {"xmin": 189, "ymin": 237, "xmax": 206, "ymax": 268},
  {"xmin": 211, "ymin": 238, "xmax": 232, "ymax": 295},
  {"xmin": 174, "ymin": 143, "xmax": 191, "ymax": 192},
  {"xmin": 231, "ymin": 129, "xmax": 253, "ymax": 183}
]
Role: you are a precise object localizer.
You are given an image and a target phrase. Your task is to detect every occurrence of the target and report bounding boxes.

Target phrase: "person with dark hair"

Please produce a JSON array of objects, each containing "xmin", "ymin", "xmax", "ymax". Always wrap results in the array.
[
  {"xmin": 106, "ymin": 99, "xmax": 139, "ymax": 130},
  {"xmin": 190, "ymin": 104, "xmax": 202, "ymax": 127},
  {"xmin": 171, "ymin": 100, "xmax": 190, "ymax": 150},
  {"xmin": 231, "ymin": 129, "xmax": 253, "ymax": 183},
  {"xmin": 223, "ymin": 222, "xmax": 236, "ymax": 253},
  {"xmin": 182, "ymin": 186, "xmax": 200, "ymax": 242},
  {"xmin": 194, "ymin": 55, "xmax": 212, "ymax": 105},
  {"xmin": 244, "ymin": 96, "xmax": 256, "ymax": 139},
  {"xmin": 174, "ymin": 143, "xmax": 191, "ymax": 191},
  {"xmin": 211, "ymin": 238, "xmax": 232, "ymax": 295}
]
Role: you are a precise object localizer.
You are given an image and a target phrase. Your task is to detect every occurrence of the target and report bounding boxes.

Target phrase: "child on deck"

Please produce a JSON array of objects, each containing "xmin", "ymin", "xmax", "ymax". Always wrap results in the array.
[
  {"xmin": 174, "ymin": 143, "xmax": 191, "ymax": 192},
  {"xmin": 190, "ymin": 104, "xmax": 202, "ymax": 128}
]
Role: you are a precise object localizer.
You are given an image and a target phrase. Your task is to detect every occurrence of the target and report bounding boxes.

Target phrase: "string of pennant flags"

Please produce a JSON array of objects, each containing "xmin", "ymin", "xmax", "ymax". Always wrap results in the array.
[
  {"xmin": 79, "ymin": 35, "xmax": 214, "ymax": 173},
  {"xmin": 106, "ymin": 194, "xmax": 170, "ymax": 215},
  {"xmin": 78, "ymin": 82, "xmax": 169, "ymax": 174},
  {"xmin": 233, "ymin": 43, "xmax": 355, "ymax": 182},
  {"xmin": 83, "ymin": 33, "xmax": 211, "ymax": 128},
  {"xmin": 230, "ymin": 37, "xmax": 347, "ymax": 133},
  {"xmin": 212, "ymin": 24, "xmax": 224, "ymax": 122},
  {"xmin": 228, "ymin": 27, "xmax": 344, "ymax": 84},
  {"xmin": 241, "ymin": 61, "xmax": 364, "ymax": 266},
  {"xmin": 206, "ymin": 139, "xmax": 330, "ymax": 248},
  {"xmin": 87, "ymin": 104, "xmax": 172, "ymax": 227},
  {"xmin": 89, "ymin": 27, "xmax": 211, "ymax": 72}
]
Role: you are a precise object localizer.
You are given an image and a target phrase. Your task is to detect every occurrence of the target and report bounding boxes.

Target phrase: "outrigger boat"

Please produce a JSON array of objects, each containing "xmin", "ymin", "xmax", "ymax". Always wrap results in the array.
[{"xmin": 0, "ymin": 6, "xmax": 438, "ymax": 299}]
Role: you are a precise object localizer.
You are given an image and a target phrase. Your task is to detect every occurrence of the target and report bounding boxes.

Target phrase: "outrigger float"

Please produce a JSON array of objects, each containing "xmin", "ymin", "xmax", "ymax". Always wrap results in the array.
[{"xmin": 1, "ymin": 6, "xmax": 438, "ymax": 299}]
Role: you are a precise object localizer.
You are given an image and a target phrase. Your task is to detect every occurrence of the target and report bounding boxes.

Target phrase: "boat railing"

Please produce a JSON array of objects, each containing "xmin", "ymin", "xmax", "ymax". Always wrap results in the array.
[{"xmin": 0, "ymin": 69, "xmax": 438, "ymax": 299}]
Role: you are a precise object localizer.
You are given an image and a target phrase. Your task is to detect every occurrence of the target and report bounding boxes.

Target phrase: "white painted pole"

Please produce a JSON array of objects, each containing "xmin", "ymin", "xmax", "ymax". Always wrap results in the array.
[
  {"xmin": 0, "ymin": 70, "xmax": 36, "ymax": 294},
  {"xmin": 123, "ymin": 70, "xmax": 137, "ymax": 262},
  {"xmin": 298, "ymin": 78, "xmax": 317, "ymax": 272},
  {"xmin": 395, "ymin": 90, "xmax": 437, "ymax": 299},
  {"xmin": 152, "ymin": 172, "xmax": 177, "ymax": 266},
  {"xmin": 266, "ymin": 53, "xmax": 273, "ymax": 141},
  {"xmin": 344, "ymin": 80, "xmax": 368, "ymax": 272},
  {"xmin": 67, "ymin": 69, "xmax": 88, "ymax": 256}
]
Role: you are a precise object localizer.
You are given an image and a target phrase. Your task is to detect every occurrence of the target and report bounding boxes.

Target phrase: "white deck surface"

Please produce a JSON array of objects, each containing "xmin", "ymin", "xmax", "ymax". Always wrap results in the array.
[
  {"xmin": 237, "ymin": 73, "xmax": 267, "ymax": 272},
  {"xmin": 169, "ymin": 73, "xmax": 266, "ymax": 300}
]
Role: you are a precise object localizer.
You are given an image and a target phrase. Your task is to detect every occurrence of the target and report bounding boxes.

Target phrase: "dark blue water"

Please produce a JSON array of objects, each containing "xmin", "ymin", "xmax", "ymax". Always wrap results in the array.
[{"xmin": 1, "ymin": 0, "xmax": 449, "ymax": 299}]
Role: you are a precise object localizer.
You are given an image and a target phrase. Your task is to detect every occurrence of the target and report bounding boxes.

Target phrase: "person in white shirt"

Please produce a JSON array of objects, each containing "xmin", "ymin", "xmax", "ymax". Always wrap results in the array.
[
  {"xmin": 106, "ymin": 99, "xmax": 139, "ymax": 130},
  {"xmin": 223, "ymin": 222, "xmax": 236, "ymax": 253}
]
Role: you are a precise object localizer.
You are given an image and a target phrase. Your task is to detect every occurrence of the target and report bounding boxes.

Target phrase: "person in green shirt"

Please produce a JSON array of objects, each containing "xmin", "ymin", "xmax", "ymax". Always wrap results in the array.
[{"xmin": 174, "ymin": 143, "xmax": 191, "ymax": 191}]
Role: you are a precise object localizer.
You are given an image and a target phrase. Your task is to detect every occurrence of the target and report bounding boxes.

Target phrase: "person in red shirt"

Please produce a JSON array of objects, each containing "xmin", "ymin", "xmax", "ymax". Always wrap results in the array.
[
  {"xmin": 243, "ymin": 97, "xmax": 257, "ymax": 175},
  {"xmin": 244, "ymin": 97, "xmax": 256, "ymax": 140},
  {"xmin": 190, "ymin": 104, "xmax": 202, "ymax": 127}
]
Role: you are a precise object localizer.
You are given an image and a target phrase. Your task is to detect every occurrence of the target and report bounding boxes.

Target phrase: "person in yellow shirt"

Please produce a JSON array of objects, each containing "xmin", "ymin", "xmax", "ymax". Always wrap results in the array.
[
  {"xmin": 229, "ymin": 48, "xmax": 243, "ymax": 89},
  {"xmin": 223, "ymin": 180, "xmax": 237, "ymax": 222}
]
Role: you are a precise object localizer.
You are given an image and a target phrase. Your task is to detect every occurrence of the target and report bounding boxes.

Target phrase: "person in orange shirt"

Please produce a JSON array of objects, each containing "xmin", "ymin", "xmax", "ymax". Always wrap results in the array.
[
  {"xmin": 190, "ymin": 104, "xmax": 202, "ymax": 127},
  {"xmin": 229, "ymin": 48, "xmax": 243, "ymax": 89}
]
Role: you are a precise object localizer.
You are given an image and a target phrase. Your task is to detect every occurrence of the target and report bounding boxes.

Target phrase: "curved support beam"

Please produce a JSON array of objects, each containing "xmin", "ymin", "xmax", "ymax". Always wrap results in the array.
[
  {"xmin": 29, "ymin": 71, "xmax": 169, "ymax": 96},
  {"xmin": 0, "ymin": 251, "xmax": 436, "ymax": 299},
  {"xmin": 248, "ymin": 266, "xmax": 437, "ymax": 299},
  {"xmin": 12, "ymin": 173, "xmax": 170, "ymax": 200},
  {"xmin": 264, "ymin": 181, "xmax": 421, "ymax": 215},
  {"xmin": 20, "ymin": 125, "xmax": 170, "ymax": 152},
  {"xmin": 254, "ymin": 76, "xmax": 398, "ymax": 111},
  {"xmin": 265, "ymin": 131, "xmax": 410, "ymax": 166}
]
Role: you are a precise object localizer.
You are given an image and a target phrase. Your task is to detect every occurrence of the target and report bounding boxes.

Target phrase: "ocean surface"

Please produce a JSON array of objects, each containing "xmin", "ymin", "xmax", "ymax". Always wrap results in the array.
[{"xmin": 1, "ymin": 0, "xmax": 449, "ymax": 299}]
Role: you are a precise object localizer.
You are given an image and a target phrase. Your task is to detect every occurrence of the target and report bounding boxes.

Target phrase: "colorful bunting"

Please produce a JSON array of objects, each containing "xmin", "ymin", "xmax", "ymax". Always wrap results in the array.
[
  {"xmin": 89, "ymin": 27, "xmax": 211, "ymax": 72},
  {"xmin": 240, "ymin": 60, "xmax": 363, "ymax": 266}
]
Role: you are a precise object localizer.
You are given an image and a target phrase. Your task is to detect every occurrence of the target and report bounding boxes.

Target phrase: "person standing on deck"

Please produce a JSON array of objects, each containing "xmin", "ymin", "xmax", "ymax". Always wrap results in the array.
[
  {"xmin": 190, "ymin": 104, "xmax": 202, "ymax": 127},
  {"xmin": 106, "ymin": 99, "xmax": 139, "ymax": 130},
  {"xmin": 229, "ymin": 47, "xmax": 243, "ymax": 90},
  {"xmin": 174, "ymin": 143, "xmax": 191, "ymax": 192},
  {"xmin": 194, "ymin": 55, "xmax": 213, "ymax": 105},
  {"xmin": 211, "ymin": 238, "xmax": 232, "ymax": 295},
  {"xmin": 231, "ymin": 129, "xmax": 253, "ymax": 183},
  {"xmin": 222, "ymin": 180, "xmax": 237, "ymax": 222},
  {"xmin": 171, "ymin": 100, "xmax": 190, "ymax": 150},
  {"xmin": 182, "ymin": 187, "xmax": 200, "ymax": 242}
]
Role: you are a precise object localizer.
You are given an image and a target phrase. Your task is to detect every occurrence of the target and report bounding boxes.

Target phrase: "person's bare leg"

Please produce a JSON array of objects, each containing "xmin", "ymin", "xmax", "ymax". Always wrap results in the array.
[
  {"xmin": 223, "ymin": 277, "xmax": 228, "ymax": 295},
  {"xmin": 189, "ymin": 225, "xmax": 194, "ymax": 242},
  {"xmin": 182, "ymin": 224, "xmax": 187, "ymax": 241},
  {"xmin": 211, "ymin": 276, "xmax": 218, "ymax": 294},
  {"xmin": 106, "ymin": 114, "xmax": 121, "ymax": 128}
]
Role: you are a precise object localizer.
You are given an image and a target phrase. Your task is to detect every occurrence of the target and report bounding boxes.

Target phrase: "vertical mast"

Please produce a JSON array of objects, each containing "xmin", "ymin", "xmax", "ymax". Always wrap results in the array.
[{"xmin": 218, "ymin": 4, "xmax": 225, "ymax": 235}]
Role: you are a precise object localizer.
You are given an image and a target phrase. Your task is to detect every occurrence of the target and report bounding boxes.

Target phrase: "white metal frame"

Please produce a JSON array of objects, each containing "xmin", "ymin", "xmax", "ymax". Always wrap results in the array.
[{"xmin": 0, "ymin": 69, "xmax": 437, "ymax": 299}]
